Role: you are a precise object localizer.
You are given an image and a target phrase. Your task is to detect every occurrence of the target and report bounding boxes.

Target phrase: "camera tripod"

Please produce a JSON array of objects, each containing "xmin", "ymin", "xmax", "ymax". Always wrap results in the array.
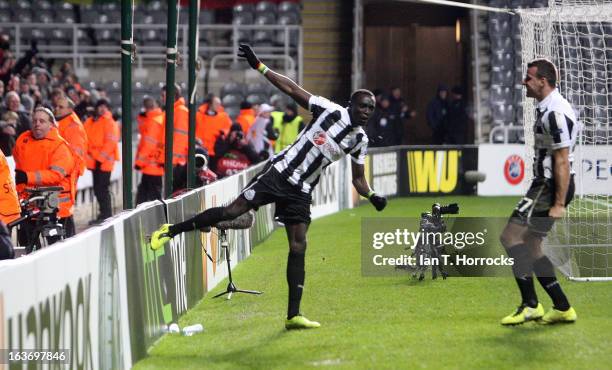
[{"xmin": 212, "ymin": 229, "xmax": 262, "ymax": 300}]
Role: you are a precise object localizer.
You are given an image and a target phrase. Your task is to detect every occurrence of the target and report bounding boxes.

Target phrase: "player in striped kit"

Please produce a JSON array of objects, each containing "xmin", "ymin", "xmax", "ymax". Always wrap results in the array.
[
  {"xmin": 151, "ymin": 44, "xmax": 387, "ymax": 330},
  {"xmin": 499, "ymin": 59, "xmax": 580, "ymax": 325}
]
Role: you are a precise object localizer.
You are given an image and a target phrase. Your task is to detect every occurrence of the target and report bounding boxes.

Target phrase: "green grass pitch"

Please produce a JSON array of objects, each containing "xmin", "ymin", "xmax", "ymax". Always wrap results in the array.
[{"xmin": 134, "ymin": 196, "xmax": 612, "ymax": 370}]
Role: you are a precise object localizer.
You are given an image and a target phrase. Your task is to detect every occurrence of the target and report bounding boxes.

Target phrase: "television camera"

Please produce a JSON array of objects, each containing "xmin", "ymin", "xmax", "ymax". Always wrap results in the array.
[
  {"xmin": 398, "ymin": 203, "xmax": 459, "ymax": 281},
  {"xmin": 8, "ymin": 186, "xmax": 66, "ymax": 254}
]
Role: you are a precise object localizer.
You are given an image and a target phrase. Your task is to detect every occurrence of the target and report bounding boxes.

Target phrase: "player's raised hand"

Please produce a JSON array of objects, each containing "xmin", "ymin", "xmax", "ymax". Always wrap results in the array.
[{"xmin": 238, "ymin": 44, "xmax": 261, "ymax": 70}]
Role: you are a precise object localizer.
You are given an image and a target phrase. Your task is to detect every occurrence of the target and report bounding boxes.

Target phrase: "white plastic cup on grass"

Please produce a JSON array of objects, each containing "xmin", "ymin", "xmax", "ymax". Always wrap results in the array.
[
  {"xmin": 168, "ymin": 323, "xmax": 180, "ymax": 333},
  {"xmin": 182, "ymin": 324, "xmax": 204, "ymax": 336}
]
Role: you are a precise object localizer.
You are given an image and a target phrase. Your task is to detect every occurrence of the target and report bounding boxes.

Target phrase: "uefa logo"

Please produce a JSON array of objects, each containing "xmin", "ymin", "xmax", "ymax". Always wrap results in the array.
[{"xmin": 503, "ymin": 155, "xmax": 524, "ymax": 185}]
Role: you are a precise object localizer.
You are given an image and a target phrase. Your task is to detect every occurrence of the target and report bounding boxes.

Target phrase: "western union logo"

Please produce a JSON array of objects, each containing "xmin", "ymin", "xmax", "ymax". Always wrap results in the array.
[{"xmin": 407, "ymin": 150, "xmax": 460, "ymax": 193}]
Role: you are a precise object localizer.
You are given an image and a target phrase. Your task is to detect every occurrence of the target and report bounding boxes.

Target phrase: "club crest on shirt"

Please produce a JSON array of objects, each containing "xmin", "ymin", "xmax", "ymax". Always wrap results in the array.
[
  {"xmin": 313, "ymin": 130, "xmax": 327, "ymax": 145},
  {"xmin": 243, "ymin": 189, "xmax": 255, "ymax": 201}
]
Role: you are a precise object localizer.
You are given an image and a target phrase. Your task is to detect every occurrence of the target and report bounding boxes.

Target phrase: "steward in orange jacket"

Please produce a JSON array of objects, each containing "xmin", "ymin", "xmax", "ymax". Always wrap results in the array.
[
  {"xmin": 196, "ymin": 95, "xmax": 231, "ymax": 157},
  {"xmin": 54, "ymin": 96, "xmax": 88, "ymax": 176},
  {"xmin": 0, "ymin": 150, "xmax": 20, "ymax": 226},
  {"xmin": 161, "ymin": 84, "xmax": 190, "ymax": 166},
  {"xmin": 135, "ymin": 97, "xmax": 164, "ymax": 204},
  {"xmin": 236, "ymin": 101, "xmax": 256, "ymax": 133},
  {"xmin": 83, "ymin": 99, "xmax": 119, "ymax": 223},
  {"xmin": 13, "ymin": 107, "xmax": 77, "ymax": 240}
]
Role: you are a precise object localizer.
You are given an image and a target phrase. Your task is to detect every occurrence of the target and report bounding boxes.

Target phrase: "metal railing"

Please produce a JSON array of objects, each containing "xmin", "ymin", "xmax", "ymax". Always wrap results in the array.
[{"xmin": 2, "ymin": 22, "xmax": 302, "ymax": 80}]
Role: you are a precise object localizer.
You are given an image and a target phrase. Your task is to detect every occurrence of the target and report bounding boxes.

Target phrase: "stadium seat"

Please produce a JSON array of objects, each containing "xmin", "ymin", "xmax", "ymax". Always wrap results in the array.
[
  {"xmin": 77, "ymin": 28, "xmax": 93, "ymax": 46},
  {"xmin": 97, "ymin": 29, "xmax": 119, "ymax": 46},
  {"xmin": 278, "ymin": 12, "xmax": 299, "ymax": 25},
  {"xmin": 221, "ymin": 82, "xmax": 245, "ymax": 97},
  {"xmin": 255, "ymin": 14, "xmax": 276, "ymax": 25},
  {"xmin": 222, "ymin": 94, "xmax": 243, "ymax": 107},
  {"xmin": 55, "ymin": 9, "xmax": 76, "ymax": 24},
  {"xmin": 12, "ymin": 9, "xmax": 32, "ymax": 23},
  {"xmin": 35, "ymin": 10, "xmax": 54, "ymax": 24},
  {"xmin": 270, "ymin": 93, "xmax": 288, "ymax": 109},
  {"xmin": 15, "ymin": 0, "xmax": 30, "ymax": 10},
  {"xmin": 150, "ymin": 10, "xmax": 166, "ymax": 24},
  {"xmin": 49, "ymin": 29, "xmax": 70, "ymax": 46},
  {"xmin": 225, "ymin": 106, "xmax": 240, "ymax": 120},
  {"xmin": 246, "ymin": 93, "xmax": 268, "ymax": 105},
  {"xmin": 255, "ymin": 1, "xmax": 277, "ymax": 16},
  {"xmin": 145, "ymin": 0, "xmax": 166, "ymax": 12},
  {"xmin": 38, "ymin": 0, "xmax": 52, "ymax": 10},
  {"xmin": 81, "ymin": 9, "xmax": 97, "ymax": 25},
  {"xmin": 253, "ymin": 30, "xmax": 275, "ymax": 45},
  {"xmin": 491, "ymin": 69, "xmax": 514, "ymax": 86},
  {"xmin": 246, "ymin": 82, "xmax": 270, "ymax": 96},
  {"xmin": 233, "ymin": 3, "xmax": 255, "ymax": 16},
  {"xmin": 279, "ymin": 1, "xmax": 301, "ymax": 14},
  {"xmin": 490, "ymin": 85, "xmax": 513, "ymax": 105},
  {"xmin": 0, "ymin": 0, "xmax": 9, "ymax": 10},
  {"xmin": 99, "ymin": 11, "xmax": 120, "ymax": 24},
  {"xmin": 140, "ymin": 29, "xmax": 164, "ymax": 45},
  {"xmin": 0, "ymin": 11, "xmax": 10, "ymax": 23}
]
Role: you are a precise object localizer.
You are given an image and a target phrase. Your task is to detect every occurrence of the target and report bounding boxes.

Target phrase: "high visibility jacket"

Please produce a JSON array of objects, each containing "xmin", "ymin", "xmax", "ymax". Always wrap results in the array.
[
  {"xmin": 196, "ymin": 105, "xmax": 231, "ymax": 157},
  {"xmin": 135, "ymin": 108, "xmax": 165, "ymax": 176},
  {"xmin": 84, "ymin": 111, "xmax": 120, "ymax": 172},
  {"xmin": 272, "ymin": 111, "xmax": 303, "ymax": 153},
  {"xmin": 0, "ymin": 151, "xmax": 20, "ymax": 225},
  {"xmin": 13, "ymin": 128, "xmax": 76, "ymax": 218},
  {"xmin": 57, "ymin": 111, "xmax": 88, "ymax": 176},
  {"xmin": 236, "ymin": 108, "xmax": 256, "ymax": 133},
  {"xmin": 171, "ymin": 98, "xmax": 190, "ymax": 166}
]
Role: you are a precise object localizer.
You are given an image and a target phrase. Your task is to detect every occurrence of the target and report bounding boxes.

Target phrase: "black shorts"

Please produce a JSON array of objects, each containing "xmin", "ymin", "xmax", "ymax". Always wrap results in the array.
[
  {"xmin": 509, "ymin": 175, "xmax": 575, "ymax": 235},
  {"xmin": 240, "ymin": 164, "xmax": 312, "ymax": 224}
]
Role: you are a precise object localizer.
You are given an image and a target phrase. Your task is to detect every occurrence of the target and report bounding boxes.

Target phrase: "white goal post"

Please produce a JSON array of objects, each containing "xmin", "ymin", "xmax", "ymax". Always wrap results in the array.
[{"xmin": 518, "ymin": 0, "xmax": 612, "ymax": 281}]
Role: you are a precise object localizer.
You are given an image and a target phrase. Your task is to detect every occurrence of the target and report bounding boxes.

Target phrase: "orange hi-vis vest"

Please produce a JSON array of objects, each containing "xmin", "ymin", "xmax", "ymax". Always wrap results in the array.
[
  {"xmin": 236, "ymin": 108, "xmax": 256, "ymax": 133},
  {"xmin": 0, "ymin": 151, "xmax": 20, "ymax": 225},
  {"xmin": 171, "ymin": 98, "xmax": 190, "ymax": 166},
  {"xmin": 195, "ymin": 105, "xmax": 232, "ymax": 157},
  {"xmin": 13, "ymin": 128, "xmax": 76, "ymax": 218},
  {"xmin": 135, "ymin": 108, "xmax": 165, "ymax": 176},
  {"xmin": 57, "ymin": 111, "xmax": 88, "ymax": 176},
  {"xmin": 84, "ymin": 111, "xmax": 120, "ymax": 172}
]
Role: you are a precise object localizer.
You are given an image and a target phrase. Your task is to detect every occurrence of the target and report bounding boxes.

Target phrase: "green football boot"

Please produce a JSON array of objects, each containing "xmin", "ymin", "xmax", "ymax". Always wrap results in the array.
[
  {"xmin": 150, "ymin": 224, "xmax": 172, "ymax": 250},
  {"xmin": 540, "ymin": 307, "xmax": 577, "ymax": 324},
  {"xmin": 285, "ymin": 315, "xmax": 321, "ymax": 330},
  {"xmin": 500, "ymin": 303, "xmax": 544, "ymax": 325}
]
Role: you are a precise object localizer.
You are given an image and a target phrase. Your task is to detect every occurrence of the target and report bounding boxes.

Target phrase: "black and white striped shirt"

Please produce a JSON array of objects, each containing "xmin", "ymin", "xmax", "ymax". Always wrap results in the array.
[
  {"xmin": 271, "ymin": 95, "xmax": 369, "ymax": 193},
  {"xmin": 533, "ymin": 89, "xmax": 579, "ymax": 179}
]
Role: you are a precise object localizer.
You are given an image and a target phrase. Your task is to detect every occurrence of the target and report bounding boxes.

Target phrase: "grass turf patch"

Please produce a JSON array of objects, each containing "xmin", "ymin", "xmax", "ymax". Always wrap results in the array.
[{"xmin": 133, "ymin": 196, "xmax": 612, "ymax": 370}]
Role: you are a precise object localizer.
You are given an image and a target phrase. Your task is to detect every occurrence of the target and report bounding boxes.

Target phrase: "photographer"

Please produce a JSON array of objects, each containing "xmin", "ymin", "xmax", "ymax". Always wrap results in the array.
[
  {"xmin": 171, "ymin": 146, "xmax": 217, "ymax": 194},
  {"xmin": 213, "ymin": 123, "xmax": 261, "ymax": 178},
  {"xmin": 13, "ymin": 107, "xmax": 77, "ymax": 248}
]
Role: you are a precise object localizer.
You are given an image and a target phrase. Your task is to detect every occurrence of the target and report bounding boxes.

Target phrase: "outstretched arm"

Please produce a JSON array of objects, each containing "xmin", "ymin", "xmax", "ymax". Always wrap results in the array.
[
  {"xmin": 351, "ymin": 161, "xmax": 387, "ymax": 212},
  {"xmin": 238, "ymin": 44, "xmax": 312, "ymax": 110}
]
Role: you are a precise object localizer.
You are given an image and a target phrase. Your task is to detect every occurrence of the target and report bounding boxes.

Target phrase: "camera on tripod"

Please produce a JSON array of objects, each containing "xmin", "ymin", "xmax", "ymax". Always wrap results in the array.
[
  {"xmin": 8, "ymin": 186, "xmax": 65, "ymax": 253},
  {"xmin": 398, "ymin": 203, "xmax": 459, "ymax": 281}
]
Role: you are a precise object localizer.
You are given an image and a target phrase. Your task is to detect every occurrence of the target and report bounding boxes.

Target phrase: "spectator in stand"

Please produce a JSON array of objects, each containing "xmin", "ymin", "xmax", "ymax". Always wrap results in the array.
[
  {"xmin": 247, "ymin": 103, "xmax": 277, "ymax": 160},
  {"xmin": 445, "ymin": 86, "xmax": 469, "ymax": 145},
  {"xmin": 0, "ymin": 111, "xmax": 18, "ymax": 156},
  {"xmin": 426, "ymin": 84, "xmax": 449, "ymax": 145},
  {"xmin": 32, "ymin": 67, "xmax": 53, "ymax": 104},
  {"xmin": 0, "ymin": 35, "xmax": 15, "ymax": 85},
  {"xmin": 236, "ymin": 101, "xmax": 256, "ymax": 133},
  {"xmin": 135, "ymin": 97, "xmax": 165, "ymax": 204},
  {"xmin": 196, "ymin": 94, "xmax": 232, "ymax": 159},
  {"xmin": 271, "ymin": 101, "xmax": 303, "ymax": 153},
  {"xmin": 74, "ymin": 89, "xmax": 94, "ymax": 121},
  {"xmin": 160, "ymin": 83, "xmax": 190, "ymax": 192},
  {"xmin": 0, "ymin": 80, "xmax": 4, "ymax": 106},
  {"xmin": 13, "ymin": 107, "xmax": 77, "ymax": 247},
  {"xmin": 84, "ymin": 99, "xmax": 120, "ymax": 225},
  {"xmin": 213, "ymin": 123, "xmax": 261, "ymax": 178},
  {"xmin": 367, "ymin": 94, "xmax": 403, "ymax": 147},
  {"xmin": 1, "ymin": 91, "xmax": 31, "ymax": 138}
]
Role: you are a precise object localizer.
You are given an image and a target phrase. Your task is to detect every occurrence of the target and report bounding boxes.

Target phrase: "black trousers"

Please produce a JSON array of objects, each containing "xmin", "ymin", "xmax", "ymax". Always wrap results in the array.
[
  {"xmin": 136, "ymin": 174, "xmax": 163, "ymax": 205},
  {"xmin": 92, "ymin": 169, "xmax": 112, "ymax": 219}
]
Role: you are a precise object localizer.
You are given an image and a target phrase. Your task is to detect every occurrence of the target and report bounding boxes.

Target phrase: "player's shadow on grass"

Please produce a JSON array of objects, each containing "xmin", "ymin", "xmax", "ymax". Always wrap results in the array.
[{"xmin": 480, "ymin": 323, "xmax": 571, "ymax": 364}]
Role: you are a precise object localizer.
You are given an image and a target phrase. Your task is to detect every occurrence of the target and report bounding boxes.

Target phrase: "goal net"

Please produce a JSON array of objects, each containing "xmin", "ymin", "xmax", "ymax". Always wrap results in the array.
[{"xmin": 518, "ymin": 0, "xmax": 612, "ymax": 280}]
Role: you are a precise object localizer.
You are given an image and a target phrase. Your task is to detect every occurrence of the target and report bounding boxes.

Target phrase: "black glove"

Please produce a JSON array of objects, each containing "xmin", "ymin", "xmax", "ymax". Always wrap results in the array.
[
  {"xmin": 15, "ymin": 169, "xmax": 27, "ymax": 185},
  {"xmin": 237, "ymin": 43, "xmax": 261, "ymax": 70},
  {"xmin": 134, "ymin": 164, "xmax": 142, "ymax": 171},
  {"xmin": 95, "ymin": 161, "xmax": 102, "ymax": 171},
  {"xmin": 369, "ymin": 193, "xmax": 387, "ymax": 212}
]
